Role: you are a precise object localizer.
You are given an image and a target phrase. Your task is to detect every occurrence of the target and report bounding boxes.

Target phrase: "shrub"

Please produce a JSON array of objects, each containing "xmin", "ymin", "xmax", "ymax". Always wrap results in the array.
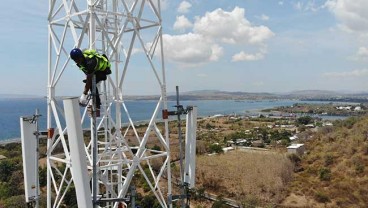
[
  {"xmin": 363, "ymin": 145, "xmax": 368, "ymax": 155},
  {"xmin": 151, "ymin": 144, "xmax": 161, "ymax": 153},
  {"xmin": 140, "ymin": 194, "xmax": 161, "ymax": 208},
  {"xmin": 212, "ymin": 195, "xmax": 226, "ymax": 208},
  {"xmin": 143, "ymin": 182, "xmax": 150, "ymax": 192},
  {"xmin": 39, "ymin": 166, "xmax": 47, "ymax": 187},
  {"xmin": 0, "ymin": 195, "xmax": 27, "ymax": 208},
  {"xmin": 297, "ymin": 116, "xmax": 313, "ymax": 125},
  {"xmin": 8, "ymin": 171, "xmax": 24, "ymax": 197},
  {"xmin": 0, "ymin": 182, "xmax": 11, "ymax": 199},
  {"xmin": 355, "ymin": 163, "xmax": 364, "ymax": 174},
  {"xmin": 4, "ymin": 143, "xmax": 21, "ymax": 152},
  {"xmin": 324, "ymin": 154, "xmax": 334, "ymax": 166},
  {"xmin": 63, "ymin": 185, "xmax": 77, "ymax": 208},
  {"xmin": 205, "ymin": 123, "xmax": 215, "ymax": 129},
  {"xmin": 319, "ymin": 168, "xmax": 331, "ymax": 181},
  {"xmin": 0, "ymin": 160, "xmax": 17, "ymax": 182},
  {"xmin": 194, "ymin": 187, "xmax": 206, "ymax": 201},
  {"xmin": 287, "ymin": 153, "xmax": 301, "ymax": 166},
  {"xmin": 229, "ymin": 131, "xmax": 248, "ymax": 140},
  {"xmin": 242, "ymin": 195, "xmax": 259, "ymax": 208},
  {"xmin": 314, "ymin": 191, "xmax": 330, "ymax": 203},
  {"xmin": 209, "ymin": 144, "xmax": 223, "ymax": 154},
  {"xmin": 352, "ymin": 156, "xmax": 365, "ymax": 174},
  {"xmin": 280, "ymin": 139, "xmax": 290, "ymax": 146}
]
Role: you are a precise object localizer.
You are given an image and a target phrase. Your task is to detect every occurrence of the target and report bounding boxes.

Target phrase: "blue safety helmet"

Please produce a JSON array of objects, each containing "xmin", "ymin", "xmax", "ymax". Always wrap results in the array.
[{"xmin": 70, "ymin": 48, "xmax": 83, "ymax": 60}]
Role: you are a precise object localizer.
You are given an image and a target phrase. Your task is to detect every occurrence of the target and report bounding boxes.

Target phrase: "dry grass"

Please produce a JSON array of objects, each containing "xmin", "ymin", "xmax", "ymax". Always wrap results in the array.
[
  {"xmin": 195, "ymin": 150, "xmax": 294, "ymax": 205},
  {"xmin": 285, "ymin": 116, "xmax": 368, "ymax": 207}
]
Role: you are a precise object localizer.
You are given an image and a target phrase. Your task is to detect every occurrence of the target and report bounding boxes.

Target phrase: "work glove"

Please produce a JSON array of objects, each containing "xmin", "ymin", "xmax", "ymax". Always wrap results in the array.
[{"xmin": 79, "ymin": 94, "xmax": 89, "ymax": 107}]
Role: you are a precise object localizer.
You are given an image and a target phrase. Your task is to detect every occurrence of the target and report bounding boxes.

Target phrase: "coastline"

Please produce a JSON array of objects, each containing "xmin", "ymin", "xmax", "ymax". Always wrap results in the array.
[
  {"xmin": 0, "ymin": 99, "xmax": 357, "ymax": 144},
  {"xmin": 0, "ymin": 138, "xmax": 21, "ymax": 145}
]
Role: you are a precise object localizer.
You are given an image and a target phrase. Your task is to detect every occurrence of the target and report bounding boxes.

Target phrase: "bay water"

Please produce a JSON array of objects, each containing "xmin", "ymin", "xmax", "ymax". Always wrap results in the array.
[{"xmin": 0, "ymin": 98, "xmax": 336, "ymax": 142}]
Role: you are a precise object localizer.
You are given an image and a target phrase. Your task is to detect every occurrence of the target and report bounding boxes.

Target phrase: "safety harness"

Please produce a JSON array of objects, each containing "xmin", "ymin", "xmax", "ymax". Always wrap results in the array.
[{"xmin": 79, "ymin": 49, "xmax": 111, "ymax": 74}]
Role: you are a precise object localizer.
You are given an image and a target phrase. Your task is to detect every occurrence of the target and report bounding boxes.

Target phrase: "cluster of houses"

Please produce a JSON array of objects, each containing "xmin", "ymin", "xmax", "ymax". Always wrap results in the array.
[
  {"xmin": 222, "ymin": 140, "xmax": 305, "ymax": 156},
  {"xmin": 336, "ymin": 105, "xmax": 362, "ymax": 111},
  {"xmin": 221, "ymin": 131, "xmax": 306, "ymax": 156},
  {"xmin": 203, "ymin": 114, "xmax": 332, "ymax": 156}
]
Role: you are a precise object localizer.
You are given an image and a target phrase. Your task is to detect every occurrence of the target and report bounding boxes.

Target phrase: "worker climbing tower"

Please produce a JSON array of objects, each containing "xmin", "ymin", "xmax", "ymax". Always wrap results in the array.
[{"xmin": 46, "ymin": 0, "xmax": 173, "ymax": 207}]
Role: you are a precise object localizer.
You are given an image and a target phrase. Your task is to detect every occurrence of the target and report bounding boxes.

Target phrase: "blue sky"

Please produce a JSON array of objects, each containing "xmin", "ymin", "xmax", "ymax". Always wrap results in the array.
[{"xmin": 1, "ymin": 0, "xmax": 368, "ymax": 95}]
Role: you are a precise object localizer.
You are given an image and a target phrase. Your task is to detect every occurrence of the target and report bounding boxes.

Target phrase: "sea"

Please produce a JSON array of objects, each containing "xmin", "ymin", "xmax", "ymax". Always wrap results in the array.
[{"xmin": 0, "ymin": 97, "xmax": 347, "ymax": 143}]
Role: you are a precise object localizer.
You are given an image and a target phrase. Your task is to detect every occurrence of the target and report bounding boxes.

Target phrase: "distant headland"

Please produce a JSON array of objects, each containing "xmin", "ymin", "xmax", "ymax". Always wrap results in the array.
[{"xmin": 2, "ymin": 90, "xmax": 368, "ymax": 102}]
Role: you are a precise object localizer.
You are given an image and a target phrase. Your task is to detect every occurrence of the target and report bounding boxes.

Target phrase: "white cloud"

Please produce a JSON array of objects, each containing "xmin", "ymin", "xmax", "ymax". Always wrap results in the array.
[
  {"xmin": 292, "ymin": 1, "xmax": 323, "ymax": 12},
  {"xmin": 193, "ymin": 7, "xmax": 274, "ymax": 45},
  {"xmin": 132, "ymin": 47, "xmax": 144, "ymax": 55},
  {"xmin": 173, "ymin": 15, "xmax": 193, "ymax": 32},
  {"xmin": 166, "ymin": 7, "xmax": 273, "ymax": 65},
  {"xmin": 232, "ymin": 51, "xmax": 265, "ymax": 62},
  {"xmin": 325, "ymin": 0, "xmax": 368, "ymax": 33},
  {"xmin": 278, "ymin": 1, "xmax": 284, "ymax": 6},
  {"xmin": 252, "ymin": 81, "xmax": 264, "ymax": 87},
  {"xmin": 232, "ymin": 46, "xmax": 268, "ymax": 62},
  {"xmin": 305, "ymin": 1, "xmax": 321, "ymax": 12},
  {"xmin": 260, "ymin": 14, "xmax": 270, "ymax": 21},
  {"xmin": 322, "ymin": 69, "xmax": 368, "ymax": 78},
  {"xmin": 293, "ymin": 2, "xmax": 303, "ymax": 11},
  {"xmin": 209, "ymin": 44, "xmax": 223, "ymax": 61},
  {"xmin": 357, "ymin": 47, "xmax": 368, "ymax": 57},
  {"xmin": 197, "ymin": 73, "xmax": 208, "ymax": 77},
  {"xmin": 178, "ymin": 1, "xmax": 192, "ymax": 13},
  {"xmin": 351, "ymin": 46, "xmax": 368, "ymax": 60},
  {"xmin": 163, "ymin": 33, "xmax": 223, "ymax": 65}
]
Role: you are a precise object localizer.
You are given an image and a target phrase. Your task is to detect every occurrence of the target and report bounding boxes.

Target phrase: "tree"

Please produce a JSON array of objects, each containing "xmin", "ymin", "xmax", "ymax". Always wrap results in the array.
[
  {"xmin": 0, "ymin": 160, "xmax": 17, "ymax": 182},
  {"xmin": 39, "ymin": 166, "xmax": 47, "ymax": 187},
  {"xmin": 151, "ymin": 144, "xmax": 161, "ymax": 155},
  {"xmin": 8, "ymin": 170, "xmax": 24, "ymax": 197},
  {"xmin": 209, "ymin": 144, "xmax": 223, "ymax": 154},
  {"xmin": 63, "ymin": 185, "xmax": 78, "ymax": 208},
  {"xmin": 297, "ymin": 116, "xmax": 313, "ymax": 125},
  {"xmin": 229, "ymin": 131, "xmax": 248, "ymax": 141},
  {"xmin": 140, "ymin": 194, "xmax": 161, "ymax": 208}
]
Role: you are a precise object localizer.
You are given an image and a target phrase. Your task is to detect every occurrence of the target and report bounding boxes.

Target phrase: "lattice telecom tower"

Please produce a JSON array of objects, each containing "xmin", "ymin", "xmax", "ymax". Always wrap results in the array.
[{"xmin": 39, "ymin": 0, "xmax": 197, "ymax": 207}]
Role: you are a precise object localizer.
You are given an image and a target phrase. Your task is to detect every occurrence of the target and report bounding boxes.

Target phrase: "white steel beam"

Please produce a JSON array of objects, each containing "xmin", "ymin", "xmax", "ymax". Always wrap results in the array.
[{"xmin": 63, "ymin": 98, "xmax": 93, "ymax": 208}]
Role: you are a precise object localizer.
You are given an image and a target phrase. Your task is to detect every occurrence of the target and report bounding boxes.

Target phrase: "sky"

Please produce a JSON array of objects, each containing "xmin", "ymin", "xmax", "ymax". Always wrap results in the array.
[{"xmin": 1, "ymin": 0, "xmax": 368, "ymax": 96}]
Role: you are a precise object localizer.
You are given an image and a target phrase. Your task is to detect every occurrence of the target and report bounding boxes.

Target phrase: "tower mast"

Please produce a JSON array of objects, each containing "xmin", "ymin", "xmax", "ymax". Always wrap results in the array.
[{"xmin": 47, "ymin": 0, "xmax": 171, "ymax": 207}]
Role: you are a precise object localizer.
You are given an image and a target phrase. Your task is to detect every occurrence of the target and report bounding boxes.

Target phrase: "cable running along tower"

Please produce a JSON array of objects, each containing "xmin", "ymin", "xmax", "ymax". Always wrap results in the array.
[{"xmin": 46, "ymin": 0, "xmax": 178, "ymax": 207}]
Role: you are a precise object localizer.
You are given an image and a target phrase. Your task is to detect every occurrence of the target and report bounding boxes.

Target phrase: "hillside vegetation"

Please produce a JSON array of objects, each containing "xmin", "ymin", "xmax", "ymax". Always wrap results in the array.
[
  {"xmin": 2, "ymin": 115, "xmax": 368, "ymax": 207},
  {"xmin": 284, "ymin": 116, "xmax": 368, "ymax": 207},
  {"xmin": 195, "ymin": 151, "xmax": 293, "ymax": 207}
]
